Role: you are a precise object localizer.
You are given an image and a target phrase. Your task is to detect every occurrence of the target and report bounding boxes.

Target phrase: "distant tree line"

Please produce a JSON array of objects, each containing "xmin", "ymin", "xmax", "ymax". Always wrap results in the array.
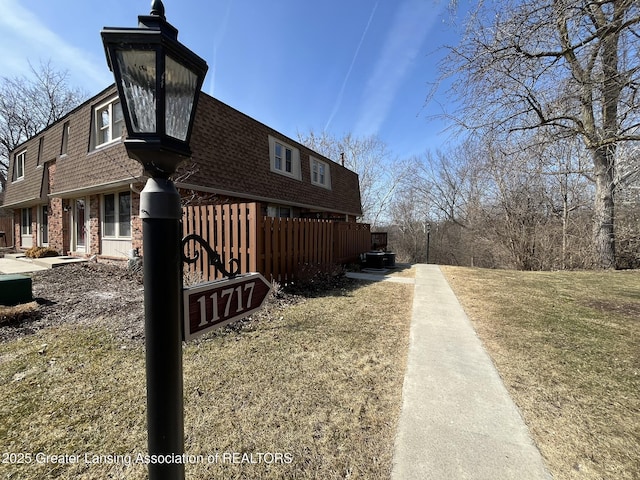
[
  {"xmin": 388, "ymin": 135, "xmax": 638, "ymax": 270},
  {"xmin": 302, "ymin": 0, "xmax": 640, "ymax": 270}
]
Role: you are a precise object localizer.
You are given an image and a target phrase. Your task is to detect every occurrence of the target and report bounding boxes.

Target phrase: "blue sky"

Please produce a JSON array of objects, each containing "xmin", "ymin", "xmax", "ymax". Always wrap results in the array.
[{"xmin": 0, "ymin": 0, "xmax": 468, "ymax": 160}]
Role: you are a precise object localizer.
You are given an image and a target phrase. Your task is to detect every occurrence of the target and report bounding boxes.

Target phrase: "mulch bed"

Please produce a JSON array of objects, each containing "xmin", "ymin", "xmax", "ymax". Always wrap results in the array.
[
  {"xmin": 0, "ymin": 262, "xmax": 319, "ymax": 344},
  {"xmin": 1, "ymin": 263, "xmax": 145, "ymax": 343}
]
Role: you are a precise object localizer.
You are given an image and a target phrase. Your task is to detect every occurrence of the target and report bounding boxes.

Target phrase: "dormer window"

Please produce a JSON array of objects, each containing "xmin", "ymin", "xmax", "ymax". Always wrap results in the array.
[
  {"xmin": 275, "ymin": 143, "xmax": 292, "ymax": 173},
  {"xmin": 310, "ymin": 157, "xmax": 331, "ymax": 189},
  {"xmin": 12, "ymin": 150, "xmax": 26, "ymax": 181},
  {"xmin": 268, "ymin": 135, "xmax": 301, "ymax": 180},
  {"xmin": 91, "ymin": 97, "xmax": 124, "ymax": 149}
]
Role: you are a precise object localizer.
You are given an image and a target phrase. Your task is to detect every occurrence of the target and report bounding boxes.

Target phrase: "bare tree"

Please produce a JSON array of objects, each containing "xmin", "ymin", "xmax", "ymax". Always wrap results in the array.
[
  {"xmin": 440, "ymin": 0, "xmax": 640, "ymax": 268},
  {"xmin": 412, "ymin": 140, "xmax": 487, "ymax": 228},
  {"xmin": 298, "ymin": 130, "xmax": 406, "ymax": 228},
  {"xmin": 614, "ymin": 141, "xmax": 640, "ymax": 268},
  {"xmin": 402, "ymin": 131, "xmax": 599, "ymax": 269},
  {"xmin": 535, "ymin": 137, "xmax": 594, "ymax": 268},
  {"xmin": 388, "ymin": 185, "xmax": 431, "ymax": 263},
  {"xmin": 0, "ymin": 61, "xmax": 86, "ymax": 191}
]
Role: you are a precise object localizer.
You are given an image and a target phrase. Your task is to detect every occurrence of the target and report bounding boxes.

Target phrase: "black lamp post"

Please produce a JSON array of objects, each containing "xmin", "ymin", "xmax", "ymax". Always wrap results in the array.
[{"xmin": 101, "ymin": 2, "xmax": 207, "ymax": 479}]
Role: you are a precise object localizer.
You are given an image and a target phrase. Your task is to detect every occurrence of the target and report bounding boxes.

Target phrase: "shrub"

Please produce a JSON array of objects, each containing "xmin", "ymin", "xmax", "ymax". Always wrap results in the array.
[
  {"xmin": 24, "ymin": 246, "xmax": 59, "ymax": 259},
  {"xmin": 285, "ymin": 262, "xmax": 347, "ymax": 295}
]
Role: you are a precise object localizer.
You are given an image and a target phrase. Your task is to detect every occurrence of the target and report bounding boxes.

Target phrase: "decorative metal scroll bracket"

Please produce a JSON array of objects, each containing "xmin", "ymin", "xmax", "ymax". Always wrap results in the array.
[{"xmin": 181, "ymin": 233, "xmax": 240, "ymax": 279}]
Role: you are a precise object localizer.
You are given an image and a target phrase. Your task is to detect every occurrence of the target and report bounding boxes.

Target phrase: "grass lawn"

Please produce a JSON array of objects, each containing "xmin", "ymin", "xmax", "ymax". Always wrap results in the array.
[
  {"xmin": 442, "ymin": 266, "xmax": 640, "ymax": 480},
  {"xmin": 0, "ymin": 279, "xmax": 413, "ymax": 479}
]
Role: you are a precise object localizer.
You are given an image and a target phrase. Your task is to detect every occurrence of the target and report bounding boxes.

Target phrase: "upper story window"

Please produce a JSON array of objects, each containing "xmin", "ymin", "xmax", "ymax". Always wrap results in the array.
[
  {"xmin": 310, "ymin": 157, "xmax": 331, "ymax": 189},
  {"xmin": 276, "ymin": 143, "xmax": 291, "ymax": 172},
  {"xmin": 12, "ymin": 150, "xmax": 26, "ymax": 181},
  {"xmin": 268, "ymin": 135, "xmax": 301, "ymax": 180},
  {"xmin": 92, "ymin": 97, "xmax": 124, "ymax": 149}
]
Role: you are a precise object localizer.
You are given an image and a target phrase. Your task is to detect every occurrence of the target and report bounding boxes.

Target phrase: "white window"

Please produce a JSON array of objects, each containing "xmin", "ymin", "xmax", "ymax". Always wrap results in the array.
[
  {"xmin": 103, "ymin": 191, "xmax": 131, "ymax": 238},
  {"xmin": 21, "ymin": 208, "xmax": 32, "ymax": 235},
  {"xmin": 310, "ymin": 157, "xmax": 331, "ymax": 189},
  {"xmin": 268, "ymin": 136, "xmax": 301, "ymax": 180},
  {"xmin": 13, "ymin": 150, "xmax": 26, "ymax": 181},
  {"xmin": 40, "ymin": 205, "xmax": 49, "ymax": 245},
  {"xmin": 92, "ymin": 97, "xmax": 124, "ymax": 149},
  {"xmin": 267, "ymin": 205, "xmax": 292, "ymax": 218}
]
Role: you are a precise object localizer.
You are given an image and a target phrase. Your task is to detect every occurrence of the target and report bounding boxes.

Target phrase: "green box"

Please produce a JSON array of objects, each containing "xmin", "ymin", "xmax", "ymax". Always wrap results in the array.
[{"xmin": 0, "ymin": 274, "xmax": 33, "ymax": 306}]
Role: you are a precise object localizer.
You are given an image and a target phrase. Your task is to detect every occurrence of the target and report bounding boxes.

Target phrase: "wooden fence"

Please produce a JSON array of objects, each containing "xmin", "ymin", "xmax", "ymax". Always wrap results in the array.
[
  {"xmin": 0, "ymin": 215, "xmax": 14, "ymax": 248},
  {"xmin": 182, "ymin": 203, "xmax": 258, "ymax": 281},
  {"xmin": 182, "ymin": 203, "xmax": 371, "ymax": 282}
]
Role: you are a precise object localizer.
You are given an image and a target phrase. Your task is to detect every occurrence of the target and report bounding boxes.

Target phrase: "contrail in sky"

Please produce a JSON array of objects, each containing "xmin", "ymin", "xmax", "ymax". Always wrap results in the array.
[
  {"xmin": 0, "ymin": 0, "xmax": 108, "ymax": 89},
  {"xmin": 354, "ymin": 0, "xmax": 442, "ymax": 137},
  {"xmin": 208, "ymin": 0, "xmax": 233, "ymax": 96},
  {"xmin": 324, "ymin": 1, "xmax": 379, "ymax": 132}
]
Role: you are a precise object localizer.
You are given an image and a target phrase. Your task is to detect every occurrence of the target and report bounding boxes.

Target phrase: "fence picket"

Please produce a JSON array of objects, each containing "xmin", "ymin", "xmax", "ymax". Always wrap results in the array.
[{"xmin": 182, "ymin": 202, "xmax": 371, "ymax": 282}]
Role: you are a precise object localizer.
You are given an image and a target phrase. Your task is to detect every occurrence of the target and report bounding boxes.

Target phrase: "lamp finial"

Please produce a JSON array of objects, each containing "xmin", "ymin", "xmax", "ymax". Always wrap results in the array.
[{"xmin": 150, "ymin": 0, "xmax": 165, "ymax": 19}]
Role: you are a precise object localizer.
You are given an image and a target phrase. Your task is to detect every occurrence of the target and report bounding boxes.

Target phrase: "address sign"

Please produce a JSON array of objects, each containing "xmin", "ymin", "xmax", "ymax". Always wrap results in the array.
[{"xmin": 182, "ymin": 273, "xmax": 272, "ymax": 341}]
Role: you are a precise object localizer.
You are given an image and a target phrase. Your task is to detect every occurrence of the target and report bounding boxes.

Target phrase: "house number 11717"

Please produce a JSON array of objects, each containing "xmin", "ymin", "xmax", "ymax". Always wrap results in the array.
[
  {"xmin": 196, "ymin": 282, "xmax": 255, "ymax": 326},
  {"xmin": 183, "ymin": 273, "xmax": 272, "ymax": 341}
]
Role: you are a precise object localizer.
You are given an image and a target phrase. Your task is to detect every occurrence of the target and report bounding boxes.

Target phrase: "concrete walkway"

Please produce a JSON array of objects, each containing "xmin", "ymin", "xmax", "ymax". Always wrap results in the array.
[
  {"xmin": 0, "ymin": 257, "xmax": 47, "ymax": 274},
  {"xmin": 348, "ymin": 265, "xmax": 552, "ymax": 479},
  {"xmin": 389, "ymin": 264, "xmax": 551, "ymax": 480},
  {"xmin": 0, "ymin": 254, "xmax": 87, "ymax": 274}
]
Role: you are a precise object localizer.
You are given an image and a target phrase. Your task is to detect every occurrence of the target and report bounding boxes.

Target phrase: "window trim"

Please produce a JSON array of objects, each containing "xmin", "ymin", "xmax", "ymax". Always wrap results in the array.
[
  {"xmin": 267, "ymin": 204, "xmax": 292, "ymax": 218},
  {"xmin": 39, "ymin": 205, "xmax": 49, "ymax": 246},
  {"xmin": 13, "ymin": 149, "xmax": 26, "ymax": 182},
  {"xmin": 310, "ymin": 156, "xmax": 332, "ymax": 189},
  {"xmin": 91, "ymin": 97, "xmax": 124, "ymax": 150},
  {"xmin": 21, "ymin": 207, "xmax": 32, "ymax": 236},
  {"xmin": 268, "ymin": 136, "xmax": 301, "ymax": 180},
  {"xmin": 102, "ymin": 191, "xmax": 132, "ymax": 239}
]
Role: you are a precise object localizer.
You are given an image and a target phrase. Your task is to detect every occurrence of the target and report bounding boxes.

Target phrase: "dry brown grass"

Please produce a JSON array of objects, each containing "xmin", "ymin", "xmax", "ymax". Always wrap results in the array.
[
  {"xmin": 386, "ymin": 265, "xmax": 416, "ymax": 278},
  {"xmin": 441, "ymin": 266, "xmax": 640, "ymax": 480},
  {"xmin": 0, "ymin": 279, "xmax": 413, "ymax": 479}
]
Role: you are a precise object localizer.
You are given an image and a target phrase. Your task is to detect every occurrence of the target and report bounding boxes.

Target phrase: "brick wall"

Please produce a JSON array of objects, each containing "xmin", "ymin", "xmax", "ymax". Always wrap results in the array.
[
  {"xmin": 48, "ymin": 197, "xmax": 64, "ymax": 253},
  {"xmin": 131, "ymin": 192, "xmax": 143, "ymax": 254},
  {"xmin": 13, "ymin": 210, "xmax": 21, "ymax": 249},
  {"xmin": 89, "ymin": 195, "xmax": 101, "ymax": 256},
  {"xmin": 46, "ymin": 162, "xmax": 62, "ymax": 253}
]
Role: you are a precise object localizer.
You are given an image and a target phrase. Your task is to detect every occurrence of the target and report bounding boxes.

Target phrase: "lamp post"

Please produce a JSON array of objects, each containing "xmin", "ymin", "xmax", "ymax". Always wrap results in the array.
[{"xmin": 101, "ymin": 2, "xmax": 207, "ymax": 479}]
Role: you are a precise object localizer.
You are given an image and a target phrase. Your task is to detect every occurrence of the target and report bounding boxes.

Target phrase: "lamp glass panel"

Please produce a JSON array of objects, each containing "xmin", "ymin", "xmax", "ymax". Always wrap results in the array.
[
  {"xmin": 115, "ymin": 49, "xmax": 157, "ymax": 133},
  {"xmin": 165, "ymin": 55, "xmax": 198, "ymax": 141}
]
